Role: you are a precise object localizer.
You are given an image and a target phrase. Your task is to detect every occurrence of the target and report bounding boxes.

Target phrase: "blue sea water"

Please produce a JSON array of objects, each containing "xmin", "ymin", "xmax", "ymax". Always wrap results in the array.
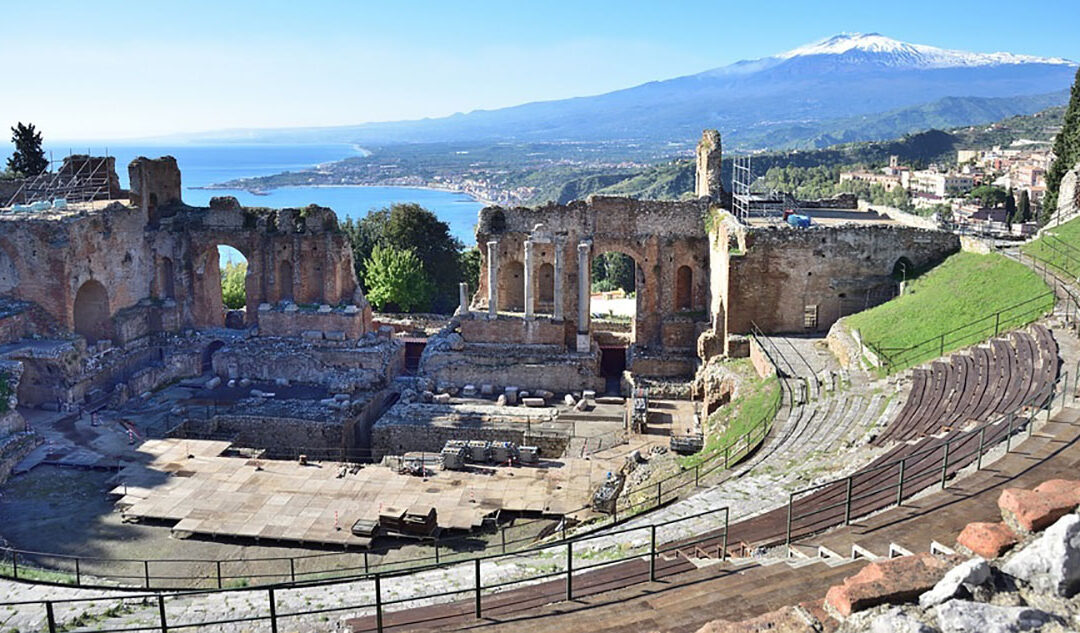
[{"xmin": 40, "ymin": 142, "xmax": 485, "ymax": 245}]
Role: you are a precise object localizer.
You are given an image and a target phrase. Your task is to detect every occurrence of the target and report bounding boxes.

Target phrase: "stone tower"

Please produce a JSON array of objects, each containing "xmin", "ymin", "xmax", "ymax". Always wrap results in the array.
[{"xmin": 695, "ymin": 129, "xmax": 723, "ymax": 198}]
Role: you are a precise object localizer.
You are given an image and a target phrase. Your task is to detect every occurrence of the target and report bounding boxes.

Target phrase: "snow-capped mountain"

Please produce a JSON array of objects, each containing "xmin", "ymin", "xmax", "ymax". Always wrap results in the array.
[
  {"xmin": 777, "ymin": 33, "xmax": 1073, "ymax": 69},
  {"xmin": 181, "ymin": 34, "xmax": 1078, "ymax": 151}
]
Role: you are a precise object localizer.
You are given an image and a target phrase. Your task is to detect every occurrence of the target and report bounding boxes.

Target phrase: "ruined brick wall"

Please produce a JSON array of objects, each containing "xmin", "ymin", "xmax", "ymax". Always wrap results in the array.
[
  {"xmin": 459, "ymin": 316, "xmax": 566, "ymax": 345},
  {"xmin": 472, "ymin": 195, "xmax": 710, "ymax": 353},
  {"xmin": 256, "ymin": 305, "xmax": 372, "ymax": 340},
  {"xmin": 722, "ymin": 224, "xmax": 959, "ymax": 335}
]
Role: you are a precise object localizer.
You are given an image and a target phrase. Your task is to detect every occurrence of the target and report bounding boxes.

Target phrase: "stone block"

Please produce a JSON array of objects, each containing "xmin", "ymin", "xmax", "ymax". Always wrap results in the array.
[
  {"xmin": 284, "ymin": 303, "xmax": 299, "ymax": 313},
  {"xmin": 918, "ymin": 557, "xmax": 990, "ymax": 607},
  {"xmin": 522, "ymin": 397, "xmax": 546, "ymax": 407},
  {"xmin": 258, "ymin": 303, "xmax": 272, "ymax": 312},
  {"xmin": 275, "ymin": 378, "xmax": 290, "ymax": 387},
  {"xmin": 956, "ymin": 522, "xmax": 1018, "ymax": 559},
  {"xmin": 433, "ymin": 393, "xmax": 451, "ymax": 404},
  {"xmin": 933, "ymin": 601, "xmax": 1055, "ymax": 633},
  {"xmin": 479, "ymin": 384, "xmax": 495, "ymax": 396},
  {"xmin": 563, "ymin": 394, "xmax": 576, "ymax": 406},
  {"xmin": 318, "ymin": 304, "xmax": 332, "ymax": 313},
  {"xmin": 333, "ymin": 393, "xmax": 350, "ymax": 402},
  {"xmin": 582, "ymin": 389, "xmax": 596, "ymax": 401},
  {"xmin": 574, "ymin": 398, "xmax": 588, "ymax": 411},
  {"xmin": 534, "ymin": 389, "xmax": 554, "ymax": 400},
  {"xmin": 825, "ymin": 552, "xmax": 960, "ymax": 617},
  {"xmin": 576, "ymin": 333, "xmax": 590, "ymax": 353},
  {"xmin": 205, "ymin": 376, "xmax": 222, "ymax": 389},
  {"xmin": 227, "ymin": 379, "xmax": 236, "ymax": 388},
  {"xmin": 421, "ymin": 390, "xmax": 434, "ymax": 403},
  {"xmin": 301, "ymin": 330, "xmax": 323, "ymax": 341},
  {"xmin": 867, "ymin": 608, "xmax": 935, "ymax": 633},
  {"xmin": 344, "ymin": 305, "xmax": 359, "ymax": 314},
  {"xmin": 998, "ymin": 479, "xmax": 1080, "ymax": 532},
  {"xmin": 1001, "ymin": 513, "xmax": 1080, "ymax": 597},
  {"xmin": 239, "ymin": 378, "xmax": 252, "ymax": 388},
  {"xmin": 495, "ymin": 394, "xmax": 507, "ymax": 406},
  {"xmin": 504, "ymin": 386, "xmax": 519, "ymax": 406},
  {"xmin": 461, "ymin": 384, "xmax": 477, "ymax": 398}
]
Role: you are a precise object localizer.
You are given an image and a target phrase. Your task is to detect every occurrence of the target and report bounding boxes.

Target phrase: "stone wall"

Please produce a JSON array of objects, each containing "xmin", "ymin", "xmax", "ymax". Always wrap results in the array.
[
  {"xmin": 459, "ymin": 315, "xmax": 567, "ymax": 345},
  {"xmin": 257, "ymin": 303, "xmax": 372, "ymax": 340},
  {"xmin": 421, "ymin": 341, "xmax": 605, "ymax": 394},
  {"xmin": 211, "ymin": 337, "xmax": 403, "ymax": 392},
  {"xmin": 722, "ymin": 224, "xmax": 959, "ymax": 336},
  {"xmin": 372, "ymin": 402, "xmax": 567, "ymax": 457},
  {"xmin": 748, "ymin": 336, "xmax": 776, "ymax": 379}
]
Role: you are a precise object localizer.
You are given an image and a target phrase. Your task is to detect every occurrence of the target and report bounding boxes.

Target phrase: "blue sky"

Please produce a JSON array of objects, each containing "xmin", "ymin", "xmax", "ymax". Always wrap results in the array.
[{"xmin": 1, "ymin": 0, "xmax": 1077, "ymax": 140}]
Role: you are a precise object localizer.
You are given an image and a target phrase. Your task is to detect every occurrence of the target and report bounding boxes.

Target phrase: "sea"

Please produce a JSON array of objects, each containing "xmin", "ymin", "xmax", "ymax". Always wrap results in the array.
[{"xmin": 40, "ymin": 142, "xmax": 486, "ymax": 247}]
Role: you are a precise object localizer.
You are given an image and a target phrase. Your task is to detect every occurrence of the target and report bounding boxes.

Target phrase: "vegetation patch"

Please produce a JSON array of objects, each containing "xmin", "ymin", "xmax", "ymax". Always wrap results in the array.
[
  {"xmin": 680, "ymin": 359, "xmax": 780, "ymax": 469},
  {"xmin": 846, "ymin": 252, "xmax": 1053, "ymax": 372}
]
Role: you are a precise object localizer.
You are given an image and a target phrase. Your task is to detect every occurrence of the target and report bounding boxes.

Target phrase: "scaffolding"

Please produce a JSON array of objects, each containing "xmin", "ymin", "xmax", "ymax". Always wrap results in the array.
[
  {"xmin": 730, "ymin": 155, "xmax": 794, "ymax": 222},
  {"xmin": 5, "ymin": 151, "xmax": 117, "ymax": 209}
]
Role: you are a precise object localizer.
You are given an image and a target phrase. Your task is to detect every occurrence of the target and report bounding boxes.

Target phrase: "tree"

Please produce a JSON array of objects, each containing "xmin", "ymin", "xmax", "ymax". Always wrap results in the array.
[
  {"xmin": 343, "ymin": 203, "xmax": 462, "ymax": 312},
  {"xmin": 592, "ymin": 252, "xmax": 636, "ymax": 293},
  {"xmin": 969, "ymin": 185, "xmax": 1008, "ymax": 208},
  {"xmin": 458, "ymin": 247, "xmax": 481, "ymax": 294},
  {"xmin": 1018, "ymin": 190, "xmax": 1032, "ymax": 223},
  {"xmin": 363, "ymin": 244, "xmax": 433, "ymax": 313},
  {"xmin": 1045, "ymin": 67, "xmax": 1080, "ymax": 223},
  {"xmin": 6, "ymin": 122, "xmax": 48, "ymax": 177},
  {"xmin": 220, "ymin": 261, "xmax": 247, "ymax": 309},
  {"xmin": 1004, "ymin": 189, "xmax": 1017, "ymax": 227}
]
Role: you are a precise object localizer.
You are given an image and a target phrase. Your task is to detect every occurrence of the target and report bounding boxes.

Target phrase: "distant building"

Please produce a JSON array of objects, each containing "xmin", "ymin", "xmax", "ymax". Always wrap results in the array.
[{"xmin": 910, "ymin": 170, "xmax": 974, "ymax": 197}]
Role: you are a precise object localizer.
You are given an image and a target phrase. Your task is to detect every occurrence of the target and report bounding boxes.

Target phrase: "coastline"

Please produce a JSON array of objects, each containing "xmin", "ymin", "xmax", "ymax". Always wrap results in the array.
[{"xmin": 193, "ymin": 182, "xmax": 501, "ymax": 207}]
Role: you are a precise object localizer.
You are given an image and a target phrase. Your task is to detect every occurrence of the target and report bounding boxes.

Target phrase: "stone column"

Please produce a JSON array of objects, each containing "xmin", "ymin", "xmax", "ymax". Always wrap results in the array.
[
  {"xmin": 457, "ymin": 282, "xmax": 469, "ymax": 316},
  {"xmin": 576, "ymin": 241, "xmax": 591, "ymax": 353},
  {"xmin": 553, "ymin": 239, "xmax": 564, "ymax": 321},
  {"xmin": 487, "ymin": 240, "xmax": 499, "ymax": 318},
  {"xmin": 524, "ymin": 240, "xmax": 535, "ymax": 319}
]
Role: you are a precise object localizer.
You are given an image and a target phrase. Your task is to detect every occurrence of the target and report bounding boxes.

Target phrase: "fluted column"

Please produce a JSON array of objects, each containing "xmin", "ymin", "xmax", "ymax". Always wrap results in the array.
[
  {"xmin": 524, "ymin": 240, "xmax": 535, "ymax": 319},
  {"xmin": 553, "ymin": 239, "xmax": 564, "ymax": 321},
  {"xmin": 576, "ymin": 241, "xmax": 591, "ymax": 352},
  {"xmin": 487, "ymin": 240, "xmax": 498, "ymax": 318}
]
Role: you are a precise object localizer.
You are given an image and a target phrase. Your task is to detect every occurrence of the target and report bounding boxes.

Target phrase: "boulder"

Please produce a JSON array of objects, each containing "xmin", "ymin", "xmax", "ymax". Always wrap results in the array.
[
  {"xmin": 868, "ymin": 608, "xmax": 936, "ymax": 633},
  {"xmin": 447, "ymin": 332, "xmax": 465, "ymax": 351},
  {"xmin": 825, "ymin": 552, "xmax": 961, "ymax": 617},
  {"xmin": 919, "ymin": 557, "xmax": 990, "ymax": 607},
  {"xmin": 933, "ymin": 600, "xmax": 1056, "ymax": 633},
  {"xmin": 420, "ymin": 390, "xmax": 434, "ymax": 403},
  {"xmin": 239, "ymin": 378, "xmax": 252, "ymax": 388},
  {"xmin": 205, "ymin": 376, "xmax": 222, "ymax": 389},
  {"xmin": 956, "ymin": 522, "xmax": 1018, "ymax": 559},
  {"xmin": 275, "ymin": 378, "xmax": 290, "ymax": 387},
  {"xmin": 1001, "ymin": 513, "xmax": 1080, "ymax": 597},
  {"xmin": 495, "ymin": 394, "xmax": 507, "ymax": 407},
  {"xmin": 998, "ymin": 479, "xmax": 1080, "ymax": 533}
]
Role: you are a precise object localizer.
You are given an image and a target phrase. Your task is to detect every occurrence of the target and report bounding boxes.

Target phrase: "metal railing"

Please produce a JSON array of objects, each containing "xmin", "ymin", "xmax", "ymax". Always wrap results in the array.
[
  {"xmin": 784, "ymin": 368, "xmax": 1071, "ymax": 548},
  {"xmin": 1, "ymin": 504, "xmax": 732, "ymax": 633},
  {"xmin": 865, "ymin": 290, "xmax": 1056, "ymax": 374}
]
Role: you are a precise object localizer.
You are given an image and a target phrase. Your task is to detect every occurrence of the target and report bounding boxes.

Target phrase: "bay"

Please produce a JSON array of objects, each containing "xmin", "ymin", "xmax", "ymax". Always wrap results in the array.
[{"xmin": 40, "ymin": 142, "xmax": 486, "ymax": 246}]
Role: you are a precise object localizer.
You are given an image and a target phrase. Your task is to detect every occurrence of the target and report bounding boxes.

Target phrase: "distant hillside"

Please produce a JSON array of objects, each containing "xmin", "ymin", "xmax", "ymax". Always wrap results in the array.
[
  {"xmin": 167, "ymin": 33, "xmax": 1075, "ymax": 155},
  {"xmin": 538, "ymin": 105, "xmax": 1066, "ymax": 204}
]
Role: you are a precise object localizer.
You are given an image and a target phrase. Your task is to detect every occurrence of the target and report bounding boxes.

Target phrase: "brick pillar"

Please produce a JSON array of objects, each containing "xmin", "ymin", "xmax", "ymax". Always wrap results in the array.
[{"xmin": 487, "ymin": 240, "xmax": 498, "ymax": 318}]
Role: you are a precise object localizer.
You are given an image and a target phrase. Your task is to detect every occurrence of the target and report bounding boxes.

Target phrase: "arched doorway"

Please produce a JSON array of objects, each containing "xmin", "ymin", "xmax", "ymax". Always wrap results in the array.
[
  {"xmin": 0, "ymin": 248, "xmax": 19, "ymax": 294},
  {"xmin": 157, "ymin": 256, "xmax": 175, "ymax": 299},
  {"xmin": 675, "ymin": 265, "xmax": 693, "ymax": 311},
  {"xmin": 279, "ymin": 260, "xmax": 294, "ymax": 302},
  {"xmin": 202, "ymin": 340, "xmax": 226, "ymax": 372},
  {"xmin": 73, "ymin": 280, "xmax": 111, "ymax": 344},
  {"xmin": 218, "ymin": 246, "xmax": 249, "ymax": 328},
  {"xmin": 892, "ymin": 256, "xmax": 914, "ymax": 282},
  {"xmin": 500, "ymin": 261, "xmax": 525, "ymax": 312},
  {"xmin": 590, "ymin": 251, "xmax": 640, "ymax": 392}
]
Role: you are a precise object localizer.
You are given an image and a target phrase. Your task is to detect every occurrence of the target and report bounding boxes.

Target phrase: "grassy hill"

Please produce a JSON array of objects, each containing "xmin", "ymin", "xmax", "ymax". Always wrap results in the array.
[
  {"xmin": 845, "ymin": 252, "xmax": 1053, "ymax": 373},
  {"xmin": 1022, "ymin": 215, "xmax": 1080, "ymax": 278}
]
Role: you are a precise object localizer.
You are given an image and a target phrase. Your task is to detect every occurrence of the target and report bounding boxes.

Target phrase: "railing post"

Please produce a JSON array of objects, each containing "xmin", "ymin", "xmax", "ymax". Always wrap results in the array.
[
  {"xmin": 45, "ymin": 601, "xmax": 57, "ymax": 633},
  {"xmin": 566, "ymin": 540, "xmax": 573, "ymax": 601},
  {"xmin": 843, "ymin": 476, "xmax": 853, "ymax": 525},
  {"xmin": 977, "ymin": 426, "xmax": 986, "ymax": 471},
  {"xmin": 649, "ymin": 524, "xmax": 657, "ymax": 582},
  {"xmin": 941, "ymin": 441, "xmax": 950, "ymax": 489},
  {"xmin": 501, "ymin": 527, "xmax": 506, "ymax": 554},
  {"xmin": 364, "ymin": 551, "xmax": 370, "ymax": 575},
  {"xmin": 375, "ymin": 574, "xmax": 383, "ymax": 633},
  {"xmin": 723, "ymin": 443, "xmax": 729, "ymax": 469},
  {"xmin": 216, "ymin": 560, "xmax": 223, "ymax": 588},
  {"xmin": 12, "ymin": 550, "xmax": 17, "ymax": 580},
  {"xmin": 75, "ymin": 557, "xmax": 81, "ymax": 586},
  {"xmin": 145, "ymin": 559, "xmax": 151, "ymax": 589},
  {"xmin": 435, "ymin": 541, "xmax": 440, "ymax": 565},
  {"xmin": 694, "ymin": 464, "xmax": 699, "ymax": 487},
  {"xmin": 158, "ymin": 594, "xmax": 168, "ymax": 633},
  {"xmin": 896, "ymin": 459, "xmax": 906, "ymax": 506},
  {"xmin": 721, "ymin": 508, "xmax": 729, "ymax": 562},
  {"xmin": 939, "ymin": 333, "xmax": 945, "ymax": 356},
  {"xmin": 268, "ymin": 587, "xmax": 278, "ymax": 633},
  {"xmin": 656, "ymin": 481, "xmax": 662, "ymax": 507},
  {"xmin": 994, "ymin": 311, "xmax": 1000, "ymax": 336},
  {"xmin": 784, "ymin": 492, "xmax": 794, "ymax": 550},
  {"xmin": 1006, "ymin": 415, "xmax": 1014, "ymax": 453},
  {"xmin": 289, "ymin": 557, "xmax": 296, "ymax": 583},
  {"xmin": 474, "ymin": 557, "xmax": 482, "ymax": 618}
]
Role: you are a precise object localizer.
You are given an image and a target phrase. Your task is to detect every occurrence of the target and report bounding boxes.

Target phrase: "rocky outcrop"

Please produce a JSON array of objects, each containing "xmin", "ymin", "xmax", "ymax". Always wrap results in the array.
[
  {"xmin": 825, "ymin": 552, "xmax": 961, "ymax": 617},
  {"xmin": 998, "ymin": 479, "xmax": 1080, "ymax": 533}
]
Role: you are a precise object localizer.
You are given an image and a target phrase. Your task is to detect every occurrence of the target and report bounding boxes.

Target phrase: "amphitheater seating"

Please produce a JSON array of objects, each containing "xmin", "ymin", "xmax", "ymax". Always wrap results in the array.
[{"xmin": 873, "ymin": 326, "xmax": 1057, "ymax": 447}]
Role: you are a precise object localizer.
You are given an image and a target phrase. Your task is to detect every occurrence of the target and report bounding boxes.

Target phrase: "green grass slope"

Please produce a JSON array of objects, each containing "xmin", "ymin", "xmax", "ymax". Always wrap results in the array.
[
  {"xmin": 1022, "ymin": 216, "xmax": 1080, "ymax": 278},
  {"xmin": 846, "ymin": 252, "xmax": 1053, "ymax": 372}
]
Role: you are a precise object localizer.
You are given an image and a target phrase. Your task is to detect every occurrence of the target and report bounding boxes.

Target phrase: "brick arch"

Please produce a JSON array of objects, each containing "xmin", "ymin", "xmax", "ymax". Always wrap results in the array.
[
  {"xmin": 192, "ymin": 242, "xmax": 255, "ymax": 328},
  {"xmin": 73, "ymin": 279, "xmax": 112, "ymax": 344}
]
